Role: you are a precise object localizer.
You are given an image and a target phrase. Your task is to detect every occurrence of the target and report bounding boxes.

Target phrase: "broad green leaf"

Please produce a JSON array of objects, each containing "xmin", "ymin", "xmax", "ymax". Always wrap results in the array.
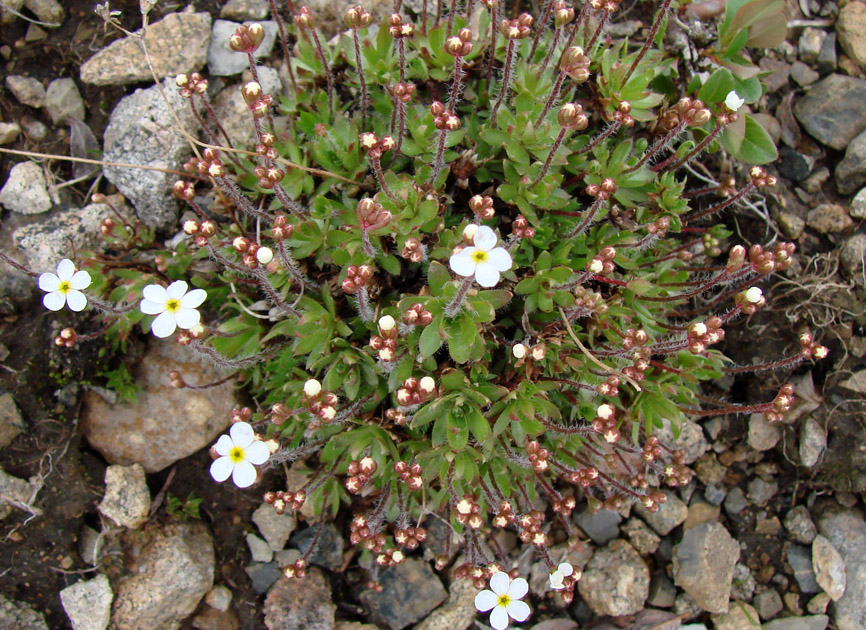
[{"xmin": 698, "ymin": 68, "xmax": 735, "ymax": 104}]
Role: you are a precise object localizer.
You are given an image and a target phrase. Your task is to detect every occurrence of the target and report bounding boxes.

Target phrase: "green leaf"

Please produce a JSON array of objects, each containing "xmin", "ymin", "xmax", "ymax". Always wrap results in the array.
[
  {"xmin": 467, "ymin": 404, "xmax": 490, "ymax": 443},
  {"xmin": 698, "ymin": 68, "xmax": 735, "ymax": 104},
  {"xmin": 732, "ymin": 114, "xmax": 778, "ymax": 164},
  {"xmin": 420, "ymin": 316, "xmax": 445, "ymax": 357},
  {"xmin": 428, "ymin": 261, "xmax": 451, "ymax": 296}
]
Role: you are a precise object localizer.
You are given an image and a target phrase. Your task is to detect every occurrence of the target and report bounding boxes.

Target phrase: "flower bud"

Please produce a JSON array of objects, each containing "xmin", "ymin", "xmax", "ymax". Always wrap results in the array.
[
  {"xmin": 512, "ymin": 343, "xmax": 527, "ymax": 359},
  {"xmin": 256, "ymin": 247, "xmax": 274, "ymax": 265},
  {"xmin": 304, "ymin": 378, "xmax": 322, "ymax": 397},
  {"xmin": 419, "ymin": 376, "xmax": 435, "ymax": 394},
  {"xmin": 379, "ymin": 315, "xmax": 396, "ymax": 331}
]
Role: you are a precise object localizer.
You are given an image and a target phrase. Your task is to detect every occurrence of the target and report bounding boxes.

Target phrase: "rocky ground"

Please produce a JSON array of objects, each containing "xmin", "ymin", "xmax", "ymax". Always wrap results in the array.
[{"xmin": 2, "ymin": 0, "xmax": 866, "ymax": 629}]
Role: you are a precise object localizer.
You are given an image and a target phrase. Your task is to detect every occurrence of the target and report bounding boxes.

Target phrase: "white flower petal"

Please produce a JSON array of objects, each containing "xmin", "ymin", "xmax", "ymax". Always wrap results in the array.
[
  {"xmin": 474, "ymin": 225, "xmax": 498, "ymax": 250},
  {"xmin": 449, "ymin": 248, "xmax": 478, "ymax": 277},
  {"xmin": 486, "ymin": 247, "xmax": 512, "ymax": 272},
  {"xmin": 142, "ymin": 284, "xmax": 168, "ymax": 304},
  {"xmin": 230, "ymin": 421, "xmax": 256, "ymax": 449},
  {"xmin": 558, "ymin": 562, "xmax": 573, "ymax": 577},
  {"xmin": 56, "ymin": 259, "xmax": 76, "ymax": 281},
  {"xmin": 65, "ymin": 290, "xmax": 88, "ymax": 312},
  {"xmin": 210, "ymin": 456, "xmax": 234, "ymax": 482},
  {"xmin": 180, "ymin": 288, "xmax": 207, "ymax": 309},
  {"xmin": 69, "ymin": 270, "xmax": 92, "ymax": 290},
  {"xmin": 489, "ymin": 605, "xmax": 510, "ymax": 630},
  {"xmin": 150, "ymin": 311, "xmax": 177, "ymax": 338},
  {"xmin": 166, "ymin": 280, "xmax": 189, "ymax": 300},
  {"xmin": 549, "ymin": 571, "xmax": 564, "ymax": 589},
  {"xmin": 232, "ymin": 460, "xmax": 257, "ymax": 488},
  {"xmin": 42, "ymin": 291, "xmax": 66, "ymax": 311},
  {"xmin": 214, "ymin": 434, "xmax": 234, "ymax": 456},
  {"xmin": 490, "ymin": 572, "xmax": 511, "ymax": 596},
  {"xmin": 507, "ymin": 577, "xmax": 528, "ymax": 600},
  {"xmin": 475, "ymin": 590, "xmax": 498, "ymax": 612},
  {"xmin": 245, "ymin": 440, "xmax": 270, "ymax": 465},
  {"xmin": 506, "ymin": 599, "xmax": 530, "ymax": 622},
  {"xmin": 139, "ymin": 299, "xmax": 165, "ymax": 315},
  {"xmin": 38, "ymin": 273, "xmax": 60, "ymax": 293},
  {"xmin": 474, "ymin": 262, "xmax": 501, "ymax": 288},
  {"xmin": 174, "ymin": 307, "xmax": 201, "ymax": 330}
]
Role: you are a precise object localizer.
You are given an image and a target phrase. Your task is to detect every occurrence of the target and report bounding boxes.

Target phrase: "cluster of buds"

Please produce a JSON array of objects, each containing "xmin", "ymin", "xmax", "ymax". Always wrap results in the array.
[
  {"xmin": 392, "ymin": 82, "xmax": 416, "ymax": 104},
  {"xmin": 765, "ymin": 383, "xmax": 795, "ymax": 423},
  {"xmin": 168, "ymin": 370, "xmax": 186, "ymax": 388},
  {"xmin": 612, "ymin": 101, "xmax": 636, "ymax": 127},
  {"xmin": 511, "ymin": 214, "xmax": 536, "ymax": 239},
  {"xmin": 638, "ymin": 489, "xmax": 668, "ymax": 512},
  {"xmin": 172, "ymin": 180, "xmax": 196, "ymax": 203},
  {"xmin": 254, "ymin": 164, "xmax": 286, "ymax": 189},
  {"xmin": 370, "ymin": 315, "xmax": 398, "ymax": 362},
  {"xmin": 396, "ymin": 376, "xmax": 436, "ymax": 407},
  {"xmin": 356, "ymin": 198, "xmax": 391, "ymax": 231},
  {"xmin": 242, "ymin": 81, "xmax": 272, "ymax": 118},
  {"xmin": 388, "ymin": 13, "xmax": 414, "ymax": 38},
  {"xmin": 453, "ymin": 494, "xmax": 483, "ymax": 528},
  {"xmin": 573, "ymin": 286, "xmax": 608, "ymax": 315},
  {"xmin": 445, "ymin": 28, "xmax": 473, "ymax": 57},
  {"xmin": 561, "ymin": 46, "xmax": 591, "ymax": 83},
  {"xmin": 526, "ymin": 440, "xmax": 549, "ymax": 472},
  {"xmin": 702, "ymin": 232, "xmax": 722, "ymax": 257},
  {"xmin": 557, "ymin": 102, "xmax": 589, "ymax": 130},
  {"xmin": 342, "ymin": 264, "xmax": 374, "ymax": 294},
  {"xmin": 345, "ymin": 456, "xmax": 378, "ymax": 494},
  {"xmin": 195, "ymin": 149, "xmax": 225, "ymax": 178},
  {"xmin": 469, "ymin": 195, "xmax": 495, "ymax": 221},
  {"xmin": 621, "ymin": 327, "xmax": 649, "ymax": 351},
  {"xmin": 233, "ymin": 237, "xmax": 273, "ymax": 269},
  {"xmin": 175, "ymin": 324, "xmax": 205, "ymax": 345},
  {"xmin": 359, "ymin": 132, "xmax": 395, "ymax": 159},
  {"xmin": 376, "ymin": 548, "xmax": 406, "ymax": 567},
  {"xmin": 393, "ymin": 525, "xmax": 427, "ymax": 550},
  {"xmin": 272, "ymin": 214, "xmax": 293, "ymax": 242},
  {"xmin": 302, "ymin": 378, "xmax": 338, "ymax": 424},
  {"xmin": 350, "ymin": 514, "xmax": 386, "ymax": 552},
  {"xmin": 54, "ymin": 327, "xmax": 77, "ymax": 348},
  {"xmin": 798, "ymin": 332, "xmax": 829, "ymax": 360},
  {"xmin": 687, "ymin": 317, "xmax": 725, "ymax": 354},
  {"xmin": 343, "ymin": 4, "xmax": 372, "ymax": 28},
  {"xmin": 553, "ymin": 1, "xmax": 576, "ymax": 26},
  {"xmin": 229, "ymin": 23, "xmax": 265, "ymax": 54},
  {"xmin": 430, "ymin": 101, "xmax": 460, "ymax": 131},
  {"xmin": 500, "ymin": 14, "xmax": 533, "ymax": 39},
  {"xmin": 385, "ymin": 408, "xmax": 407, "ymax": 425},
  {"xmin": 231, "ymin": 407, "xmax": 253, "ymax": 424},
  {"xmin": 281, "ymin": 557, "xmax": 307, "ymax": 579},
  {"xmin": 586, "ymin": 177, "xmax": 618, "ymax": 201},
  {"xmin": 592, "ymin": 403, "xmax": 620, "ymax": 443},
  {"xmin": 568, "ymin": 466, "xmax": 599, "ymax": 488},
  {"xmin": 264, "ymin": 489, "xmax": 307, "ymax": 515},
  {"xmin": 401, "ymin": 237, "xmax": 425, "ymax": 263},
  {"xmin": 551, "ymin": 495, "xmax": 577, "ymax": 518},
  {"xmin": 293, "ymin": 6, "xmax": 315, "ymax": 29},
  {"xmin": 717, "ymin": 176, "xmax": 737, "ymax": 196},
  {"xmin": 175, "ymin": 72, "xmax": 208, "ymax": 98},
  {"xmin": 492, "ymin": 500, "xmax": 516, "ymax": 528},
  {"xmin": 663, "ymin": 456, "xmax": 692, "ymax": 487},
  {"xmin": 100, "ymin": 217, "xmax": 115, "ymax": 236},
  {"xmin": 454, "ymin": 562, "xmax": 511, "ymax": 589},
  {"xmin": 646, "ymin": 215, "xmax": 671, "ymax": 236},
  {"xmin": 621, "ymin": 347, "xmax": 650, "ymax": 383},
  {"xmin": 596, "ymin": 374, "xmax": 620, "ymax": 396},
  {"xmin": 510, "ymin": 343, "xmax": 547, "ymax": 361},
  {"xmin": 517, "ymin": 510, "xmax": 547, "ymax": 546},
  {"xmin": 736, "ymin": 286, "xmax": 766, "ymax": 315},
  {"xmin": 393, "ymin": 461, "xmax": 423, "ymax": 490},
  {"xmin": 402, "ymin": 303, "xmax": 433, "ymax": 326},
  {"xmin": 549, "ymin": 562, "xmax": 580, "ymax": 603},
  {"xmin": 674, "ymin": 97, "xmax": 712, "ymax": 127},
  {"xmin": 641, "ymin": 436, "xmax": 663, "ymax": 462},
  {"xmin": 590, "ymin": 0, "xmax": 622, "ymax": 11},
  {"xmin": 256, "ymin": 131, "xmax": 278, "ymax": 160},
  {"xmin": 729, "ymin": 243, "xmax": 795, "ymax": 275},
  {"xmin": 586, "ymin": 246, "xmax": 617, "ymax": 275}
]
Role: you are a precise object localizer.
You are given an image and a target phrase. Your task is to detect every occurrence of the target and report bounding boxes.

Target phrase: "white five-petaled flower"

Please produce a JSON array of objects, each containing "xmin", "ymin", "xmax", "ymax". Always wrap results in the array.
[
  {"xmin": 139, "ymin": 280, "xmax": 207, "ymax": 338},
  {"xmin": 725, "ymin": 90, "xmax": 744, "ymax": 112},
  {"xmin": 548, "ymin": 562, "xmax": 574, "ymax": 590},
  {"xmin": 449, "ymin": 225, "xmax": 512, "ymax": 288},
  {"xmin": 210, "ymin": 422, "xmax": 270, "ymax": 488},
  {"xmin": 475, "ymin": 572, "xmax": 531, "ymax": 630},
  {"xmin": 744, "ymin": 286, "xmax": 763, "ymax": 303},
  {"xmin": 38, "ymin": 259, "xmax": 91, "ymax": 312}
]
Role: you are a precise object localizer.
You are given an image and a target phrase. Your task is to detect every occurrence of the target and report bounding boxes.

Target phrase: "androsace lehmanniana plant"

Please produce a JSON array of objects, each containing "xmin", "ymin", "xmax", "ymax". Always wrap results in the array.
[{"xmin": 2, "ymin": 0, "xmax": 824, "ymax": 620}]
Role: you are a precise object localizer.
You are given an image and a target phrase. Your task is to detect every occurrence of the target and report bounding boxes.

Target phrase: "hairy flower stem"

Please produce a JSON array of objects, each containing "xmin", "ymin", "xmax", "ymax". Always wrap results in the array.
[
  {"xmin": 0, "ymin": 250, "xmax": 37, "ymax": 277},
  {"xmin": 429, "ymin": 128, "xmax": 450, "ymax": 185},
  {"xmin": 255, "ymin": 268, "xmax": 301, "ymax": 317},
  {"xmin": 444, "ymin": 276, "xmax": 474, "ymax": 318},
  {"xmin": 277, "ymin": 241, "xmax": 319, "ymax": 291},
  {"xmin": 206, "ymin": 245, "xmax": 255, "ymax": 275},
  {"xmin": 190, "ymin": 339, "xmax": 279, "ymax": 368},
  {"xmin": 677, "ymin": 400, "xmax": 775, "ymax": 418},
  {"xmin": 370, "ymin": 154, "xmax": 400, "ymax": 203},
  {"xmin": 486, "ymin": 2, "xmax": 499, "ymax": 83},
  {"xmin": 268, "ymin": 0, "xmax": 299, "ymax": 93},
  {"xmin": 87, "ymin": 296, "xmax": 136, "ymax": 315},
  {"xmin": 654, "ymin": 124, "xmax": 724, "ymax": 172},
  {"xmin": 575, "ymin": 121, "xmax": 621, "ymax": 156},
  {"xmin": 394, "ymin": 100, "xmax": 407, "ymax": 157},
  {"xmin": 422, "ymin": 0, "xmax": 428, "ymax": 34},
  {"xmin": 623, "ymin": 120, "xmax": 687, "ymax": 174},
  {"xmin": 309, "ymin": 28, "xmax": 335, "ymax": 116},
  {"xmin": 448, "ymin": 56, "xmax": 464, "ymax": 110},
  {"xmin": 361, "ymin": 228, "xmax": 377, "ymax": 258},
  {"xmin": 447, "ymin": 0, "xmax": 457, "ymax": 36},
  {"xmin": 356, "ymin": 286, "xmax": 375, "ymax": 322},
  {"xmin": 623, "ymin": 0, "xmax": 673, "ymax": 84},
  {"xmin": 190, "ymin": 99, "xmax": 241, "ymax": 167},
  {"xmin": 538, "ymin": 27, "xmax": 561, "ymax": 74},
  {"xmin": 532, "ymin": 127, "xmax": 569, "ymax": 185},
  {"xmin": 215, "ymin": 175, "xmax": 271, "ymax": 221},
  {"xmin": 535, "ymin": 70, "xmax": 567, "ymax": 127},
  {"xmin": 586, "ymin": 10, "xmax": 609, "ymax": 51},
  {"xmin": 490, "ymin": 39, "xmax": 516, "ymax": 125},
  {"xmin": 560, "ymin": 2, "xmax": 589, "ymax": 57},
  {"xmin": 566, "ymin": 196, "xmax": 604, "ymax": 239},
  {"xmin": 398, "ymin": 39, "xmax": 406, "ymax": 83},
  {"xmin": 435, "ymin": 0, "xmax": 443, "ymax": 28},
  {"xmin": 528, "ymin": 0, "xmax": 556, "ymax": 61},
  {"xmin": 352, "ymin": 28, "xmax": 369, "ymax": 129},
  {"xmin": 685, "ymin": 183, "xmax": 755, "ymax": 224}
]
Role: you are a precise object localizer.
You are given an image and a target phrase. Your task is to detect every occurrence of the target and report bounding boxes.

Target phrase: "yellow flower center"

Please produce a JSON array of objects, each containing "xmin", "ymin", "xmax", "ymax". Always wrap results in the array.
[
  {"xmin": 472, "ymin": 250, "xmax": 488, "ymax": 264},
  {"xmin": 229, "ymin": 446, "xmax": 245, "ymax": 463},
  {"xmin": 58, "ymin": 281, "xmax": 71, "ymax": 294},
  {"xmin": 165, "ymin": 298, "xmax": 181, "ymax": 312},
  {"xmin": 498, "ymin": 594, "xmax": 511, "ymax": 607}
]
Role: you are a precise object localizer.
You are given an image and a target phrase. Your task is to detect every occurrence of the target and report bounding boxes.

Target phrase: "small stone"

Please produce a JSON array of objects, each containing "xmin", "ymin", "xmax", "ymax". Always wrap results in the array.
[
  {"xmin": 190, "ymin": 607, "xmax": 241, "ymax": 630},
  {"xmin": 696, "ymin": 454, "xmax": 727, "ymax": 486},
  {"xmin": 799, "ymin": 417, "xmax": 827, "ymax": 467},
  {"xmin": 759, "ymin": 57, "xmax": 791, "ymax": 93},
  {"xmin": 778, "ymin": 145, "xmax": 816, "ymax": 182},
  {"xmin": 836, "ymin": 129, "xmax": 866, "ymax": 194},
  {"xmin": 812, "ymin": 535, "xmax": 846, "ymax": 601},
  {"xmin": 0, "ymin": 593, "xmax": 48, "ymax": 630},
  {"xmin": 747, "ymin": 477, "xmax": 778, "ymax": 507},
  {"xmin": 635, "ymin": 489, "xmax": 688, "ymax": 535},
  {"xmin": 784, "ymin": 592, "xmax": 804, "ymax": 615},
  {"xmin": 648, "ymin": 571, "xmax": 677, "ymax": 608},
  {"xmin": 578, "ymin": 539, "xmax": 649, "ymax": 617},
  {"xmin": 220, "ymin": 0, "xmax": 270, "ymax": 20},
  {"xmin": 360, "ymin": 559, "xmax": 447, "ymax": 630},
  {"xmin": 0, "ymin": 161, "xmax": 52, "ymax": 214},
  {"xmin": 749, "ymin": 413, "xmax": 781, "ymax": 451},
  {"xmin": 754, "ymin": 589, "xmax": 783, "ymax": 620},
  {"xmin": 683, "ymin": 501, "xmax": 721, "ymax": 530},
  {"xmin": 5, "ymin": 75, "xmax": 45, "ymax": 107},
  {"xmin": 24, "ymin": 23, "xmax": 47, "ymax": 42},
  {"xmin": 724, "ymin": 487, "xmax": 748, "ymax": 518},
  {"xmin": 44, "ymin": 78, "xmax": 85, "ymax": 124},
  {"xmin": 705, "ymin": 483, "xmax": 728, "ymax": 506},
  {"xmin": 246, "ymin": 562, "xmax": 281, "ymax": 595},
  {"xmin": 807, "ymin": 592, "xmax": 831, "ymax": 614},
  {"xmin": 710, "ymin": 602, "xmax": 760, "ymax": 630},
  {"xmin": 763, "ymin": 616, "xmax": 829, "ymax": 630},
  {"xmin": 794, "ymin": 74, "xmax": 866, "ymax": 150},
  {"xmin": 792, "ymin": 61, "xmax": 821, "ymax": 86},
  {"xmin": 78, "ymin": 525, "xmax": 102, "ymax": 566},
  {"xmin": 785, "ymin": 506, "xmax": 818, "ymax": 544},
  {"xmin": 0, "ymin": 122, "xmax": 20, "ymax": 145},
  {"xmin": 22, "ymin": 0, "xmax": 63, "ymax": 23},
  {"xmin": 247, "ymin": 533, "xmax": 274, "ymax": 563},
  {"xmin": 60, "ymin": 574, "xmax": 112, "ymax": 630},
  {"xmin": 97, "ymin": 464, "xmax": 150, "ymax": 529},
  {"xmin": 207, "ymin": 20, "xmax": 278, "ymax": 76},
  {"xmin": 803, "ymin": 166, "xmax": 830, "ymax": 194},
  {"xmin": 413, "ymin": 577, "xmax": 476, "ymax": 630},
  {"xmin": 654, "ymin": 418, "xmax": 708, "ymax": 464},
  {"xmin": 818, "ymin": 33, "xmax": 838, "ymax": 74},
  {"xmin": 252, "ymin": 502, "xmax": 296, "ymax": 551},
  {"xmin": 574, "ymin": 507, "xmax": 621, "ymax": 545},
  {"xmin": 778, "ymin": 213, "xmax": 805, "ymax": 239},
  {"xmin": 838, "ymin": 1, "xmax": 866, "ymax": 69},
  {"xmin": 800, "ymin": 27, "xmax": 826, "ymax": 65},
  {"xmin": 673, "ymin": 521, "xmax": 740, "ymax": 613},
  {"xmin": 265, "ymin": 567, "xmax": 335, "ymax": 630},
  {"xmin": 292, "ymin": 523, "xmax": 342, "ymax": 570},
  {"xmin": 205, "ymin": 585, "xmax": 232, "ymax": 612},
  {"xmin": 787, "ymin": 544, "xmax": 821, "ymax": 594},
  {"xmin": 807, "ymin": 203, "xmax": 854, "ymax": 233},
  {"xmin": 851, "ymin": 187, "xmax": 866, "ymax": 218},
  {"xmin": 21, "ymin": 119, "xmax": 47, "ymax": 141},
  {"xmin": 756, "ymin": 516, "xmax": 783, "ymax": 536},
  {"xmin": 840, "ymin": 235, "xmax": 866, "ymax": 286},
  {"xmin": 621, "ymin": 517, "xmax": 661, "ymax": 556},
  {"xmin": 0, "ymin": 393, "xmax": 25, "ymax": 449},
  {"xmin": 730, "ymin": 563, "xmax": 756, "ymax": 602}
]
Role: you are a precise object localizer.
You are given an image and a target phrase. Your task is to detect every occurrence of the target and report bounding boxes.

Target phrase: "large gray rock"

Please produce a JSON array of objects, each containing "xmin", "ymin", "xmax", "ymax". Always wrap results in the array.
[
  {"xmin": 813, "ymin": 535, "xmax": 847, "ymax": 602},
  {"xmin": 0, "ymin": 593, "xmax": 48, "ymax": 630},
  {"xmin": 710, "ymin": 602, "xmax": 760, "ymax": 630},
  {"xmin": 749, "ymin": 413, "xmax": 781, "ymax": 452},
  {"xmin": 414, "ymin": 577, "xmax": 477, "ymax": 630},
  {"xmin": 574, "ymin": 508, "xmax": 621, "ymax": 545},
  {"xmin": 102, "ymin": 78, "xmax": 202, "ymax": 229},
  {"xmin": 0, "ymin": 393, "xmax": 25, "ymax": 449},
  {"xmin": 80, "ymin": 12, "xmax": 211, "ymax": 86},
  {"xmin": 785, "ymin": 505, "xmax": 818, "ymax": 545},
  {"xmin": 794, "ymin": 75, "xmax": 866, "ymax": 150},
  {"xmin": 840, "ymin": 235, "xmax": 866, "ymax": 286},
  {"xmin": 578, "ymin": 539, "xmax": 649, "ymax": 617},
  {"xmin": 0, "ymin": 467, "xmax": 35, "ymax": 521},
  {"xmin": 111, "ymin": 522, "xmax": 214, "ymax": 630},
  {"xmin": 634, "ymin": 489, "xmax": 688, "ymax": 536},
  {"xmin": 788, "ymin": 544, "xmax": 821, "ymax": 594},
  {"xmin": 44, "ymin": 78, "xmax": 85, "ymax": 125},
  {"xmin": 81, "ymin": 340, "xmax": 236, "ymax": 473},
  {"xmin": 817, "ymin": 508, "xmax": 866, "ymax": 630},
  {"xmin": 655, "ymin": 418, "xmax": 708, "ymax": 464},
  {"xmin": 5, "ymin": 75, "xmax": 46, "ymax": 108},
  {"xmin": 60, "ymin": 574, "xmax": 113, "ymax": 630},
  {"xmin": 0, "ymin": 161, "xmax": 52, "ymax": 214},
  {"xmin": 264, "ymin": 568, "xmax": 335, "ymax": 630},
  {"xmin": 253, "ymin": 501, "xmax": 297, "ymax": 551},
  {"xmin": 207, "ymin": 19, "xmax": 278, "ymax": 76},
  {"xmin": 836, "ymin": 130, "xmax": 866, "ymax": 194},
  {"xmin": 98, "ymin": 464, "xmax": 151, "ymax": 529},
  {"xmin": 762, "ymin": 616, "xmax": 829, "ymax": 630},
  {"xmin": 838, "ymin": 1, "xmax": 866, "ymax": 69},
  {"xmin": 360, "ymin": 559, "xmax": 447, "ymax": 630},
  {"xmin": 673, "ymin": 521, "xmax": 740, "ymax": 613}
]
